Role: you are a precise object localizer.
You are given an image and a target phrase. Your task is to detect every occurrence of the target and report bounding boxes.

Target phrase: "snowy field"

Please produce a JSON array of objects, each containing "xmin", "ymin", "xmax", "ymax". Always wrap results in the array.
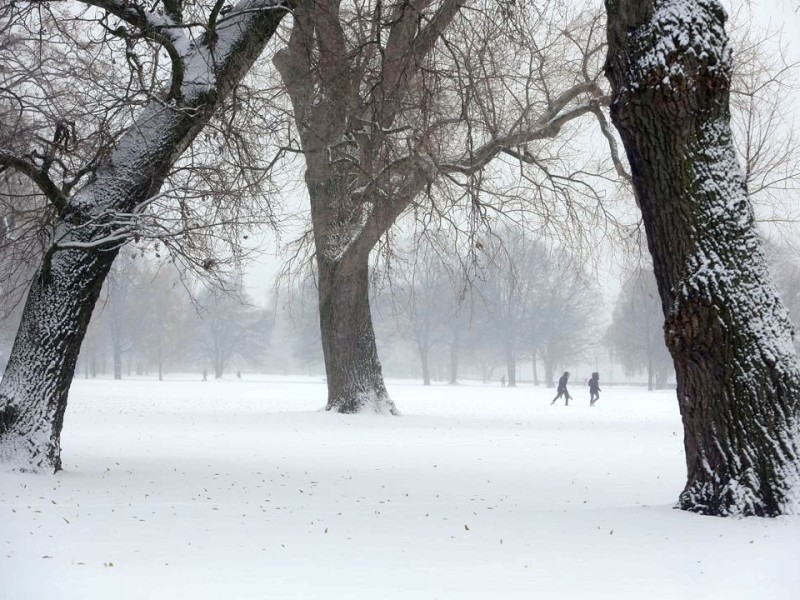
[{"xmin": 1, "ymin": 375, "xmax": 798, "ymax": 600}]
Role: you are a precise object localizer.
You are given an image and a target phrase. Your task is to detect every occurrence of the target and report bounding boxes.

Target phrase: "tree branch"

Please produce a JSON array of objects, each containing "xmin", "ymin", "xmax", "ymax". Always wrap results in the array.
[
  {"xmin": 376, "ymin": 0, "xmax": 465, "ymax": 128},
  {"xmin": 589, "ymin": 102, "xmax": 632, "ymax": 184},
  {"xmin": 0, "ymin": 151, "xmax": 68, "ymax": 213},
  {"xmin": 412, "ymin": 0, "xmax": 466, "ymax": 64},
  {"xmin": 77, "ymin": 0, "xmax": 187, "ymax": 99},
  {"xmin": 440, "ymin": 83, "xmax": 604, "ymax": 176}
]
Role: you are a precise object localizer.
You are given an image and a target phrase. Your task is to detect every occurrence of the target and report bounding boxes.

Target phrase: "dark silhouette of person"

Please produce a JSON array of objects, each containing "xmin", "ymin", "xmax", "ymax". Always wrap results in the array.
[
  {"xmin": 501, "ymin": 375, "xmax": 506, "ymax": 387},
  {"xmin": 551, "ymin": 371, "xmax": 572, "ymax": 406},
  {"xmin": 588, "ymin": 372, "xmax": 601, "ymax": 406}
]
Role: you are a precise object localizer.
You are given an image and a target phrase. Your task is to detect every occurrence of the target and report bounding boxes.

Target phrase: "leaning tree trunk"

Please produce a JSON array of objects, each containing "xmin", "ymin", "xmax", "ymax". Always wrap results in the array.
[
  {"xmin": 606, "ymin": 0, "xmax": 800, "ymax": 516},
  {"xmin": 317, "ymin": 248, "xmax": 398, "ymax": 414},
  {"xmin": 0, "ymin": 242, "xmax": 118, "ymax": 470}
]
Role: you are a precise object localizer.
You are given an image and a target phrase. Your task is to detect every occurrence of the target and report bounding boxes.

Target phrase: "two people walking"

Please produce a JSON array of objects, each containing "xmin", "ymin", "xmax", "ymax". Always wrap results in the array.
[{"xmin": 550, "ymin": 371, "xmax": 601, "ymax": 406}]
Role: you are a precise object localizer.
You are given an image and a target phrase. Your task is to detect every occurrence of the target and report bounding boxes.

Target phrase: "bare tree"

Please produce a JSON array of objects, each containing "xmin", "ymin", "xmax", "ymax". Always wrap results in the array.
[
  {"xmin": 195, "ymin": 279, "xmax": 270, "ymax": 378},
  {"xmin": 533, "ymin": 246, "xmax": 600, "ymax": 386},
  {"xmin": 473, "ymin": 228, "xmax": 546, "ymax": 388},
  {"xmin": 387, "ymin": 237, "xmax": 465, "ymax": 386},
  {"xmin": 605, "ymin": 0, "xmax": 800, "ymax": 516},
  {"xmin": 106, "ymin": 252, "xmax": 139, "ymax": 380},
  {"xmin": 126, "ymin": 260, "xmax": 194, "ymax": 379},
  {"xmin": 605, "ymin": 267, "xmax": 673, "ymax": 390},
  {"xmin": 76, "ymin": 254, "xmax": 194, "ymax": 379},
  {"xmin": 273, "ymin": 0, "xmax": 621, "ymax": 413},
  {"xmin": 765, "ymin": 239, "xmax": 800, "ymax": 353},
  {"xmin": 471, "ymin": 228, "xmax": 599, "ymax": 388},
  {"xmin": 727, "ymin": 10, "xmax": 800, "ymax": 226},
  {"xmin": 0, "ymin": 0, "xmax": 295, "ymax": 472}
]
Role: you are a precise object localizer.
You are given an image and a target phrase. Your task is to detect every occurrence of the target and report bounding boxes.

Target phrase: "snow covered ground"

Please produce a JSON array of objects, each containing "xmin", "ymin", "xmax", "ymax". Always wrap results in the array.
[{"xmin": 1, "ymin": 375, "xmax": 798, "ymax": 599}]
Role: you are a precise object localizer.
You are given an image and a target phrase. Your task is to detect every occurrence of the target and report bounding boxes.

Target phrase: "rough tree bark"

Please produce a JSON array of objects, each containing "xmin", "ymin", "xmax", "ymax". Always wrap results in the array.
[
  {"xmin": 0, "ymin": 0, "xmax": 295, "ymax": 472},
  {"xmin": 318, "ymin": 248, "xmax": 397, "ymax": 412},
  {"xmin": 605, "ymin": 0, "xmax": 800, "ymax": 515},
  {"xmin": 303, "ymin": 158, "xmax": 406, "ymax": 413}
]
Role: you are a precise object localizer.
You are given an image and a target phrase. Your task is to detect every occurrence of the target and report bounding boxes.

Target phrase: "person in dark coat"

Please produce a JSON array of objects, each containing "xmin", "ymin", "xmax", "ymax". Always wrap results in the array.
[
  {"xmin": 588, "ymin": 372, "xmax": 601, "ymax": 406},
  {"xmin": 550, "ymin": 371, "xmax": 572, "ymax": 406}
]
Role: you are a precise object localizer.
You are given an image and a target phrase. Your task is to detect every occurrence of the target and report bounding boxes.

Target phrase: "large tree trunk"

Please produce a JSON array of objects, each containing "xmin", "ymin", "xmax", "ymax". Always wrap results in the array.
[
  {"xmin": 318, "ymin": 249, "xmax": 398, "ymax": 414},
  {"xmin": 606, "ymin": 0, "xmax": 800, "ymax": 516},
  {"xmin": 0, "ymin": 245, "xmax": 118, "ymax": 470},
  {"xmin": 301, "ymin": 161, "xmax": 403, "ymax": 414}
]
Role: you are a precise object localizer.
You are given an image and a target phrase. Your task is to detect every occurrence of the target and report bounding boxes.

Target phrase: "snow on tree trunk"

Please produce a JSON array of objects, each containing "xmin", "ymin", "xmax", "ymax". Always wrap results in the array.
[
  {"xmin": 301, "ymin": 162, "xmax": 404, "ymax": 414},
  {"xmin": 318, "ymin": 248, "xmax": 398, "ymax": 415},
  {"xmin": 0, "ymin": 244, "xmax": 118, "ymax": 471},
  {"xmin": 0, "ymin": 0, "xmax": 294, "ymax": 472},
  {"xmin": 605, "ymin": 0, "xmax": 800, "ymax": 515}
]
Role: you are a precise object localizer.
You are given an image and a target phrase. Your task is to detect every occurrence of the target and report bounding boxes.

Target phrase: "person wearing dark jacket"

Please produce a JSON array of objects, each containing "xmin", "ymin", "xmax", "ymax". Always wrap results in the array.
[
  {"xmin": 550, "ymin": 371, "xmax": 572, "ymax": 406},
  {"xmin": 588, "ymin": 372, "xmax": 601, "ymax": 406}
]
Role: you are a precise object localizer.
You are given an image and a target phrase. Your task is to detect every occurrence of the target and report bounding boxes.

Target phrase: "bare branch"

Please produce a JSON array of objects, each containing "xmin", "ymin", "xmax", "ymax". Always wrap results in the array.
[
  {"xmin": 439, "ymin": 84, "xmax": 604, "ymax": 177},
  {"xmin": 0, "ymin": 151, "xmax": 68, "ymax": 213}
]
